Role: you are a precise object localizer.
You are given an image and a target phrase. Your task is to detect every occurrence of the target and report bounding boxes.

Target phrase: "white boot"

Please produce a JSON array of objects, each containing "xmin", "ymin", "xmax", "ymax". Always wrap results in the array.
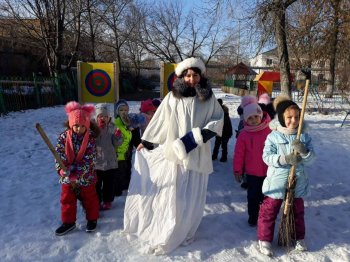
[
  {"xmin": 258, "ymin": 240, "xmax": 273, "ymax": 256},
  {"xmin": 295, "ymin": 239, "xmax": 308, "ymax": 251}
]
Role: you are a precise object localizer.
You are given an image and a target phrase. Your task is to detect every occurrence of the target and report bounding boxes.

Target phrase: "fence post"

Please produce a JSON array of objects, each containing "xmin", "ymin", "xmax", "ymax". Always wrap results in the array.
[{"xmin": 33, "ymin": 73, "xmax": 42, "ymax": 108}]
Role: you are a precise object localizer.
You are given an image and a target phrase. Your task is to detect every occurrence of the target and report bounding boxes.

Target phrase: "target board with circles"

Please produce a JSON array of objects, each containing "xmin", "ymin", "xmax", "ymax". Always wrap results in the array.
[
  {"xmin": 161, "ymin": 63, "xmax": 177, "ymax": 98},
  {"xmin": 78, "ymin": 62, "xmax": 118, "ymax": 103}
]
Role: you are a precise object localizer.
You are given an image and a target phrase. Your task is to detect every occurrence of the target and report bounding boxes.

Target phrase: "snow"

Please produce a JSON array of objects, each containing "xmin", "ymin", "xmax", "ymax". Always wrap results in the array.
[{"xmin": 1, "ymin": 88, "xmax": 350, "ymax": 262}]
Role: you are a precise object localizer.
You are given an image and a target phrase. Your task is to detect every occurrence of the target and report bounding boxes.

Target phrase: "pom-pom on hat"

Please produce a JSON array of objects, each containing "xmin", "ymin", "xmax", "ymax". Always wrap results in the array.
[
  {"xmin": 65, "ymin": 101, "xmax": 94, "ymax": 129},
  {"xmin": 140, "ymin": 99, "xmax": 156, "ymax": 113},
  {"xmin": 175, "ymin": 57, "xmax": 206, "ymax": 77},
  {"xmin": 273, "ymin": 94, "xmax": 299, "ymax": 127},
  {"xmin": 258, "ymin": 93, "xmax": 271, "ymax": 105},
  {"xmin": 241, "ymin": 95, "xmax": 263, "ymax": 122},
  {"xmin": 94, "ymin": 103, "xmax": 109, "ymax": 118}
]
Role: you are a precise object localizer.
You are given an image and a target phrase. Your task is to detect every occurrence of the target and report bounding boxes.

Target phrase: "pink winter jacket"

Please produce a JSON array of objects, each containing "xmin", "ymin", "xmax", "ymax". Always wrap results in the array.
[{"xmin": 233, "ymin": 114, "xmax": 271, "ymax": 177}]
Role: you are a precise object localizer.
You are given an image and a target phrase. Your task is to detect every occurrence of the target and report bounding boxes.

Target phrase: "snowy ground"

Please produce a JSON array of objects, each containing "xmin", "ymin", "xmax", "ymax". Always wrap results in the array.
[{"xmin": 0, "ymin": 88, "xmax": 350, "ymax": 261}]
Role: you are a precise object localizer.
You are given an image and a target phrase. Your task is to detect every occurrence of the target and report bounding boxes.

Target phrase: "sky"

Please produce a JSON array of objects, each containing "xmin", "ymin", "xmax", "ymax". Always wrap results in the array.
[{"xmin": 0, "ymin": 88, "xmax": 350, "ymax": 261}]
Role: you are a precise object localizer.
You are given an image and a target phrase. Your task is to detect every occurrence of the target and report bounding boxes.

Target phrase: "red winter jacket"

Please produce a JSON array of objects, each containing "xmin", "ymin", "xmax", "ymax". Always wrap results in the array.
[{"xmin": 233, "ymin": 113, "xmax": 271, "ymax": 177}]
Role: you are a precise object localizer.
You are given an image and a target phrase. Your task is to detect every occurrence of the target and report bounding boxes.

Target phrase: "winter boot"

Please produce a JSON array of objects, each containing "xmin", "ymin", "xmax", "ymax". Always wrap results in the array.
[
  {"xmin": 86, "ymin": 220, "xmax": 97, "ymax": 232},
  {"xmin": 101, "ymin": 202, "xmax": 112, "ymax": 210},
  {"xmin": 219, "ymin": 155, "xmax": 227, "ymax": 162},
  {"xmin": 258, "ymin": 240, "xmax": 273, "ymax": 256},
  {"xmin": 55, "ymin": 223, "xmax": 76, "ymax": 236},
  {"xmin": 248, "ymin": 217, "xmax": 257, "ymax": 227},
  {"xmin": 295, "ymin": 239, "xmax": 307, "ymax": 251}
]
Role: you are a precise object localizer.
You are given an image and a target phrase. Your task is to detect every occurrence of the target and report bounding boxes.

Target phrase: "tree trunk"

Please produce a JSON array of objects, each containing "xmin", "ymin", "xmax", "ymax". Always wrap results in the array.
[
  {"xmin": 326, "ymin": 0, "xmax": 341, "ymax": 98},
  {"xmin": 273, "ymin": 1, "xmax": 292, "ymax": 97}
]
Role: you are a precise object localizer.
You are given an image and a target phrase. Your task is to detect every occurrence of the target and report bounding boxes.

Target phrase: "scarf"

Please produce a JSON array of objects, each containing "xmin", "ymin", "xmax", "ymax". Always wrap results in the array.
[
  {"xmin": 243, "ymin": 112, "xmax": 271, "ymax": 132},
  {"xmin": 269, "ymin": 119, "xmax": 298, "ymax": 135},
  {"xmin": 65, "ymin": 129, "xmax": 90, "ymax": 165}
]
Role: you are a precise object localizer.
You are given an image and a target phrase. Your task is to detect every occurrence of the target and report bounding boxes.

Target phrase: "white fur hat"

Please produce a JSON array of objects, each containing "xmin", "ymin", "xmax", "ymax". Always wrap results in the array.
[{"xmin": 175, "ymin": 57, "xmax": 206, "ymax": 77}]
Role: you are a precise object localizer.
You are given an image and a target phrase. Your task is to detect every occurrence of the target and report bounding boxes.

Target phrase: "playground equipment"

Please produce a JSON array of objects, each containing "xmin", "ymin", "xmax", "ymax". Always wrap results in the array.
[{"xmin": 222, "ymin": 62, "xmax": 257, "ymax": 96}]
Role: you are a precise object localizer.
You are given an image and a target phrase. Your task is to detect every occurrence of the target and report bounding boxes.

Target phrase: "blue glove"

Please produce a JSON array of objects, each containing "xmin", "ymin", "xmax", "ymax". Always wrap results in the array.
[
  {"xmin": 173, "ymin": 127, "xmax": 203, "ymax": 160},
  {"xmin": 128, "ymin": 113, "xmax": 146, "ymax": 129}
]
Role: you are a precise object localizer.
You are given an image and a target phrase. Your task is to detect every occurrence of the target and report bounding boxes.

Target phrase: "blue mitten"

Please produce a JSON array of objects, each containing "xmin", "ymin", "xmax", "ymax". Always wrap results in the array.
[
  {"xmin": 173, "ymin": 127, "xmax": 203, "ymax": 160},
  {"xmin": 128, "ymin": 113, "xmax": 146, "ymax": 129}
]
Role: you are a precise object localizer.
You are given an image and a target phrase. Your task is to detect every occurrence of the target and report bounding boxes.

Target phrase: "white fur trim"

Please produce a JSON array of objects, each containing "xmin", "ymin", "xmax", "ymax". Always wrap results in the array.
[
  {"xmin": 192, "ymin": 127, "xmax": 203, "ymax": 146},
  {"xmin": 172, "ymin": 138, "xmax": 187, "ymax": 160},
  {"xmin": 175, "ymin": 57, "xmax": 206, "ymax": 77}
]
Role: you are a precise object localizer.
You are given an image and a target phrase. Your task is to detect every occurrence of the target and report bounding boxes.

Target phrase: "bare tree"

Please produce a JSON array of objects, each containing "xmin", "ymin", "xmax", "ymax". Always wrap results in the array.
[
  {"xmin": 137, "ymin": 1, "xmax": 236, "ymax": 65},
  {"xmin": 98, "ymin": 0, "xmax": 137, "ymax": 71},
  {"xmin": 256, "ymin": 0, "xmax": 298, "ymax": 97},
  {"xmin": 1, "ymin": 0, "xmax": 70, "ymax": 76},
  {"xmin": 288, "ymin": 0, "xmax": 350, "ymax": 95}
]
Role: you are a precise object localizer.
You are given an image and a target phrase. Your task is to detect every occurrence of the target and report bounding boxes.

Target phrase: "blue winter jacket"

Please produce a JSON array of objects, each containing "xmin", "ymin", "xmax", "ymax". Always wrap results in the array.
[{"xmin": 262, "ymin": 120, "xmax": 314, "ymax": 199}]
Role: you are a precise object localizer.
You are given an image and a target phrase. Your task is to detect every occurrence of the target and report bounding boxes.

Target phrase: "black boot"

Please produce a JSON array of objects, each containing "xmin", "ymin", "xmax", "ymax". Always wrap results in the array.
[
  {"xmin": 55, "ymin": 223, "xmax": 76, "ymax": 236},
  {"xmin": 86, "ymin": 220, "xmax": 97, "ymax": 232},
  {"xmin": 219, "ymin": 155, "xmax": 227, "ymax": 162}
]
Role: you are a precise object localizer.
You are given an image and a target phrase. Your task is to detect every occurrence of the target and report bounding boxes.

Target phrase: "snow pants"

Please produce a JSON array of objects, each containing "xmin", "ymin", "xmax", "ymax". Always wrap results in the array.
[
  {"xmin": 246, "ymin": 175, "xmax": 265, "ymax": 224},
  {"xmin": 96, "ymin": 169, "xmax": 117, "ymax": 203},
  {"xmin": 60, "ymin": 183, "xmax": 99, "ymax": 224},
  {"xmin": 257, "ymin": 196, "xmax": 305, "ymax": 242},
  {"xmin": 212, "ymin": 136, "xmax": 229, "ymax": 159},
  {"xmin": 115, "ymin": 160, "xmax": 132, "ymax": 196}
]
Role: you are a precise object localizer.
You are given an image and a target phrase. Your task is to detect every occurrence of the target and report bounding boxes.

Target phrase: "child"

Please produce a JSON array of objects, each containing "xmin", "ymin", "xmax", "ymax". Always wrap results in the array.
[
  {"xmin": 114, "ymin": 99, "xmax": 133, "ymax": 195},
  {"xmin": 258, "ymin": 93, "xmax": 276, "ymax": 120},
  {"xmin": 94, "ymin": 103, "xmax": 123, "ymax": 210},
  {"xmin": 212, "ymin": 98, "xmax": 233, "ymax": 162},
  {"xmin": 55, "ymin": 101, "xmax": 100, "ymax": 236},
  {"xmin": 128, "ymin": 99, "xmax": 157, "ymax": 151},
  {"xmin": 257, "ymin": 95, "xmax": 314, "ymax": 256},
  {"xmin": 233, "ymin": 96, "xmax": 271, "ymax": 227},
  {"xmin": 139, "ymin": 99, "xmax": 157, "ymax": 135}
]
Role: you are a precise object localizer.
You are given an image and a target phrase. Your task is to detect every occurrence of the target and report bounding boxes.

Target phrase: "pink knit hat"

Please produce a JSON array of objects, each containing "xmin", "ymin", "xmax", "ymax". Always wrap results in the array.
[
  {"xmin": 65, "ymin": 101, "xmax": 95, "ymax": 129},
  {"xmin": 241, "ymin": 95, "xmax": 263, "ymax": 121},
  {"xmin": 258, "ymin": 93, "xmax": 271, "ymax": 105},
  {"xmin": 140, "ymin": 99, "xmax": 156, "ymax": 113}
]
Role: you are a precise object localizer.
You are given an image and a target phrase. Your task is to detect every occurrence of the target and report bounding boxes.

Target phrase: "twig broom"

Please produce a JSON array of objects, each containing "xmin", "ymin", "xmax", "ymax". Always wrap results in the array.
[{"xmin": 278, "ymin": 79, "xmax": 310, "ymax": 248}]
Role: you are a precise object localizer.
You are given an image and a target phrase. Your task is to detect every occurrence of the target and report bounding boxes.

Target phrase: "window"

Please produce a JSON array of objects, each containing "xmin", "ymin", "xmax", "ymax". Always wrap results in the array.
[
  {"xmin": 266, "ymin": 58, "xmax": 273, "ymax": 66},
  {"xmin": 318, "ymin": 74, "xmax": 324, "ymax": 81}
]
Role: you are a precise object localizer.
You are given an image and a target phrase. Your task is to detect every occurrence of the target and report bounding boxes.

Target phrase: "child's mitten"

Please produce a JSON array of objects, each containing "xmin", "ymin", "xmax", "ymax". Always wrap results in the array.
[
  {"xmin": 59, "ymin": 164, "xmax": 77, "ymax": 177},
  {"xmin": 114, "ymin": 128, "xmax": 122, "ymax": 138},
  {"xmin": 279, "ymin": 154, "xmax": 302, "ymax": 166},
  {"xmin": 292, "ymin": 139, "xmax": 308, "ymax": 155}
]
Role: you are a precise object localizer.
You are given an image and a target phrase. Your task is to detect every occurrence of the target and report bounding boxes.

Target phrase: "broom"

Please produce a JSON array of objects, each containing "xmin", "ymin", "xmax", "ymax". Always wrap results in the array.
[
  {"xmin": 35, "ymin": 123, "xmax": 81, "ymax": 199},
  {"xmin": 277, "ymin": 78, "xmax": 310, "ymax": 248}
]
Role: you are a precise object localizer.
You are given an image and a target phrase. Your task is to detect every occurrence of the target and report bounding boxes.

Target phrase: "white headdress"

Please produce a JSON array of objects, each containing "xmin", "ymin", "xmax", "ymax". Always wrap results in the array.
[{"xmin": 175, "ymin": 57, "xmax": 206, "ymax": 77}]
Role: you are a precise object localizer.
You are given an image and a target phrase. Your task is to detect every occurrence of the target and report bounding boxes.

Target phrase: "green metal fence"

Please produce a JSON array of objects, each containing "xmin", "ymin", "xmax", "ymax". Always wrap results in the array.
[{"xmin": 0, "ymin": 72, "xmax": 77, "ymax": 116}]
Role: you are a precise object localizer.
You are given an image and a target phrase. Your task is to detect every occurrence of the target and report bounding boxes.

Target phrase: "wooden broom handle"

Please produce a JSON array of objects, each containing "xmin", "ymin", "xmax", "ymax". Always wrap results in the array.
[
  {"xmin": 35, "ymin": 123, "xmax": 67, "ymax": 172},
  {"xmin": 283, "ymin": 79, "xmax": 310, "ymax": 215}
]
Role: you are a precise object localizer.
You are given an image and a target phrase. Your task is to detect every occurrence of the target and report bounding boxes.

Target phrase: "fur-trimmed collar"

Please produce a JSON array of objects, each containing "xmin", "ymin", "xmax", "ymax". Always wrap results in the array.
[{"xmin": 171, "ymin": 78, "xmax": 213, "ymax": 101}]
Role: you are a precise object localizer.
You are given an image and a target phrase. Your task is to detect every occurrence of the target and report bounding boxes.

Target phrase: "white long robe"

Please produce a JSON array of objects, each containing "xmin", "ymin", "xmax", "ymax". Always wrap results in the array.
[{"xmin": 123, "ymin": 92, "xmax": 224, "ymax": 255}]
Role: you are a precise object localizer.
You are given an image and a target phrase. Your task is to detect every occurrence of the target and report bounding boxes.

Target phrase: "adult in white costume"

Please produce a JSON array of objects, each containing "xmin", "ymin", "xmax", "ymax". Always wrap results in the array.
[{"xmin": 123, "ymin": 57, "xmax": 224, "ymax": 255}]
